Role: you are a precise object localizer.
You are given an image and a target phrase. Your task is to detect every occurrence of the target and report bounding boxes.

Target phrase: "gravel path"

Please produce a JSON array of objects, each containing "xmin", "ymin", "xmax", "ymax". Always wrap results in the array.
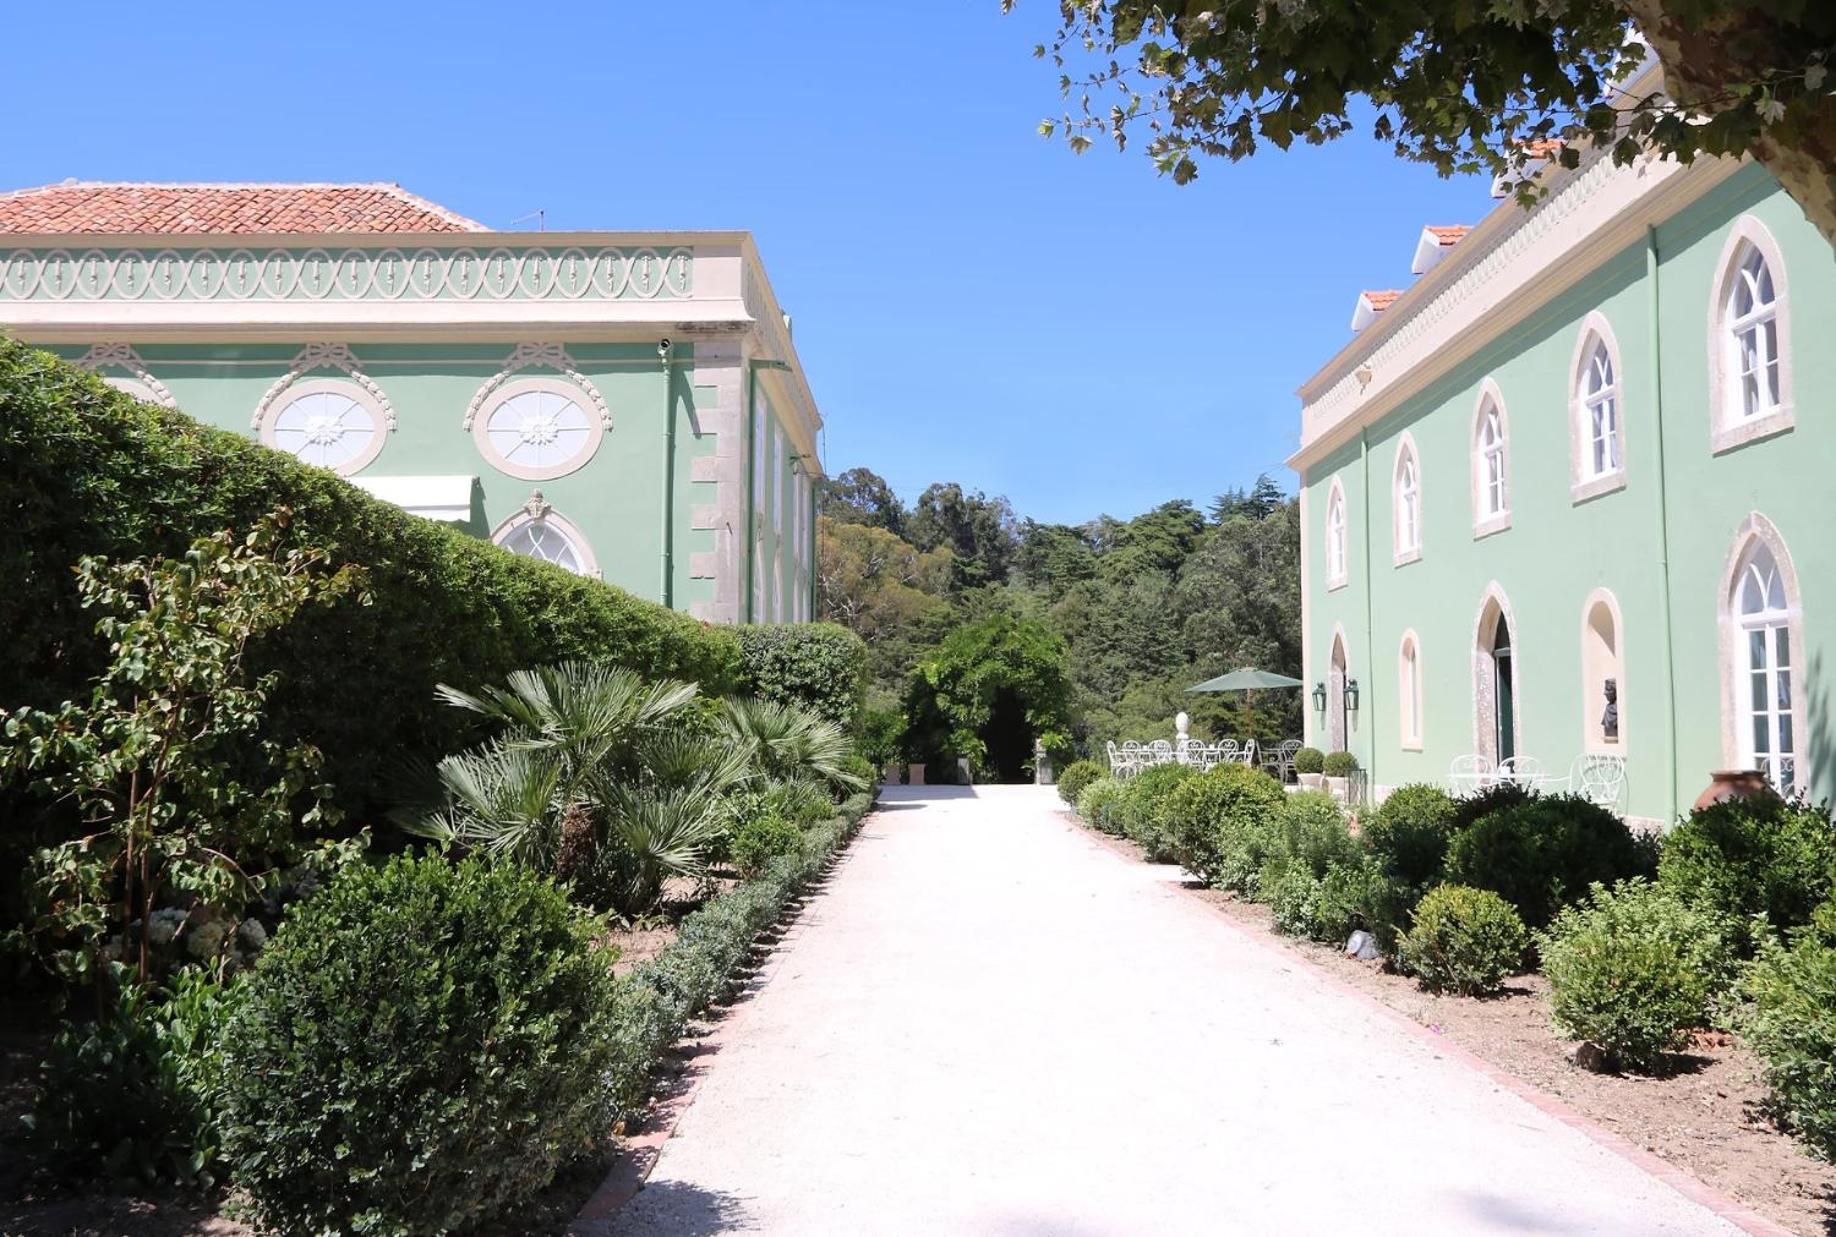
[{"xmin": 607, "ymin": 785, "xmax": 1744, "ymax": 1235}]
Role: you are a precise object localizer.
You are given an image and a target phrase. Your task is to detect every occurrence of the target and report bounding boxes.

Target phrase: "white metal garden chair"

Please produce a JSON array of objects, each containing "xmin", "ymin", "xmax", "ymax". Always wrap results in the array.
[
  {"xmin": 1264, "ymin": 739, "xmax": 1302, "ymax": 782},
  {"xmin": 1238, "ymin": 739, "xmax": 1259, "ymax": 766},
  {"xmin": 1496, "ymin": 755, "xmax": 1546, "ymax": 790},
  {"xmin": 1569, "ymin": 754, "xmax": 1627, "ymax": 810},
  {"xmin": 1448, "ymin": 753, "xmax": 1493, "ymax": 794}
]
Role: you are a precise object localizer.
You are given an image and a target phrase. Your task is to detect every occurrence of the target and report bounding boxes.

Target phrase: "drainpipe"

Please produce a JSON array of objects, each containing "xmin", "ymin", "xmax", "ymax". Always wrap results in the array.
[
  {"xmin": 658, "ymin": 339, "xmax": 676, "ymax": 609},
  {"xmin": 1360, "ymin": 427, "xmax": 1377, "ymax": 789},
  {"xmin": 1647, "ymin": 225, "xmax": 1679, "ymax": 825}
]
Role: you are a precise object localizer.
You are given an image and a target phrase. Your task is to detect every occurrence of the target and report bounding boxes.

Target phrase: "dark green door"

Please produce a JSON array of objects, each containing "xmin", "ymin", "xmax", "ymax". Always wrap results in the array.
[{"xmin": 1494, "ymin": 618, "xmax": 1515, "ymax": 764}]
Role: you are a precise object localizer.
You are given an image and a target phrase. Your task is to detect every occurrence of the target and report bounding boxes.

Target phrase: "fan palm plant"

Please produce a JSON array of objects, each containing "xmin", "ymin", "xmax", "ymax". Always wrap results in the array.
[{"xmin": 719, "ymin": 697, "xmax": 867, "ymax": 793}]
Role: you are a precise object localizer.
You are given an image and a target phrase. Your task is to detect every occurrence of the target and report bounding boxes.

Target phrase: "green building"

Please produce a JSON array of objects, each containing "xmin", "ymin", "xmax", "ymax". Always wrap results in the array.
[
  {"xmin": 1294, "ymin": 128, "xmax": 1834, "ymax": 828},
  {"xmin": 0, "ymin": 181, "xmax": 824, "ymax": 626}
]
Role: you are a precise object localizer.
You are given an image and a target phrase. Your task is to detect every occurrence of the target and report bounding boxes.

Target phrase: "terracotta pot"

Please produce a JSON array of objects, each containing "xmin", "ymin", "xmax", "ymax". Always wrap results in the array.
[
  {"xmin": 1693, "ymin": 769, "xmax": 1777, "ymax": 813},
  {"xmin": 908, "ymin": 762, "xmax": 927, "ymax": 786}
]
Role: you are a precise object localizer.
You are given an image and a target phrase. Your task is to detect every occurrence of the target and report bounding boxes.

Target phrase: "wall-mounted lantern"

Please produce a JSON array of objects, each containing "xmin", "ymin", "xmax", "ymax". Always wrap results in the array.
[
  {"xmin": 1344, "ymin": 678, "xmax": 1361, "ymax": 714},
  {"xmin": 1311, "ymin": 682, "xmax": 1328, "ymax": 713}
]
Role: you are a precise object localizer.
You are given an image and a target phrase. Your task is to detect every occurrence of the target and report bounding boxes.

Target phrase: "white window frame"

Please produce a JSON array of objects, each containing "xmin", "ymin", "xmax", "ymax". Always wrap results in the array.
[
  {"xmin": 1324, "ymin": 477, "xmax": 1349, "ymax": 591},
  {"xmin": 258, "ymin": 376, "xmax": 390, "ymax": 477},
  {"xmin": 1708, "ymin": 216, "xmax": 1794, "ymax": 454},
  {"xmin": 1470, "ymin": 380, "xmax": 1511, "ymax": 538},
  {"xmin": 1569, "ymin": 313, "xmax": 1627, "ymax": 503},
  {"xmin": 490, "ymin": 495, "xmax": 600, "ymax": 579},
  {"xmin": 1398, "ymin": 629, "xmax": 1423, "ymax": 751},
  {"xmin": 1392, "ymin": 434, "xmax": 1422, "ymax": 566},
  {"xmin": 1719, "ymin": 515, "xmax": 1805, "ymax": 796},
  {"xmin": 471, "ymin": 375, "xmax": 606, "ymax": 482}
]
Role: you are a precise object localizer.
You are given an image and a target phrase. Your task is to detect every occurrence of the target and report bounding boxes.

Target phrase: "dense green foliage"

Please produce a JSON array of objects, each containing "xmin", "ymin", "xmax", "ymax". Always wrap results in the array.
[
  {"xmin": 734, "ymin": 623, "xmax": 868, "ymax": 732},
  {"xmin": 1161, "ymin": 763, "xmax": 1286, "ymax": 883},
  {"xmin": 1363, "ymin": 784, "xmax": 1457, "ymax": 891},
  {"xmin": 1741, "ymin": 910, "xmax": 1836, "ymax": 1159},
  {"xmin": 903, "ymin": 612, "xmax": 1076, "ymax": 780},
  {"xmin": 0, "ymin": 339, "xmax": 739, "ymax": 832},
  {"xmin": 1400, "ymin": 885, "xmax": 1529, "ymax": 996},
  {"xmin": 1264, "ymin": 791, "xmax": 1360, "ymax": 884},
  {"xmin": 1077, "ymin": 777, "xmax": 1128, "ymax": 834},
  {"xmin": 730, "ymin": 812, "xmax": 804, "ymax": 877},
  {"xmin": 28, "ymin": 967, "xmax": 238, "ymax": 1189},
  {"xmin": 1019, "ymin": 1, "xmax": 1836, "ymax": 248},
  {"xmin": 1658, "ymin": 795, "xmax": 1836, "ymax": 951},
  {"xmin": 1443, "ymin": 793, "xmax": 1652, "ymax": 930},
  {"xmin": 1111, "ymin": 763, "xmax": 1200, "ymax": 861},
  {"xmin": 1292, "ymin": 747, "xmax": 1324, "ymax": 775},
  {"xmin": 819, "ymin": 467, "xmax": 1301, "ymax": 753},
  {"xmin": 219, "ymin": 855, "xmax": 623, "ymax": 1236},
  {"xmin": 1056, "ymin": 759, "xmax": 1108, "ymax": 807},
  {"xmin": 1320, "ymin": 751, "xmax": 1359, "ymax": 777},
  {"xmin": 1540, "ymin": 880, "xmax": 1731, "ymax": 1072}
]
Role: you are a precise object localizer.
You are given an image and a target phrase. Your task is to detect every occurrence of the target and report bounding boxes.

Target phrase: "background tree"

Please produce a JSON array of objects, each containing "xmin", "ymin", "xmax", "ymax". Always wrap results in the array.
[
  {"xmin": 907, "ymin": 482, "xmax": 1021, "ymax": 590},
  {"xmin": 816, "ymin": 516, "xmax": 955, "ymax": 695},
  {"xmin": 1014, "ymin": 1, "xmax": 1836, "ymax": 245},
  {"xmin": 816, "ymin": 466, "xmax": 909, "ymax": 537}
]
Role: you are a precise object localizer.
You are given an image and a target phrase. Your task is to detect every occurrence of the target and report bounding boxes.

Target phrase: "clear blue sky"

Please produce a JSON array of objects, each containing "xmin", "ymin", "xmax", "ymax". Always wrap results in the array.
[{"xmin": 4, "ymin": 1, "xmax": 1493, "ymax": 526}]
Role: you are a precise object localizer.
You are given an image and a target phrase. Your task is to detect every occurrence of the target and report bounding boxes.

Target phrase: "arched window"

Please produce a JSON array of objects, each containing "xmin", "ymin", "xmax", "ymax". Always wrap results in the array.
[
  {"xmin": 491, "ymin": 493, "xmax": 598, "ymax": 578},
  {"xmin": 472, "ymin": 377, "xmax": 605, "ymax": 481},
  {"xmin": 1570, "ymin": 314, "xmax": 1626, "ymax": 501},
  {"xmin": 1710, "ymin": 218, "xmax": 1793, "ymax": 452},
  {"xmin": 1723, "ymin": 527, "xmax": 1802, "ymax": 794},
  {"xmin": 1471, "ymin": 383, "xmax": 1511, "ymax": 535},
  {"xmin": 1398, "ymin": 631, "xmax": 1423, "ymax": 750},
  {"xmin": 1325, "ymin": 479, "xmax": 1348, "ymax": 589},
  {"xmin": 1393, "ymin": 436, "xmax": 1422, "ymax": 564},
  {"xmin": 1580, "ymin": 590, "xmax": 1624, "ymax": 753}
]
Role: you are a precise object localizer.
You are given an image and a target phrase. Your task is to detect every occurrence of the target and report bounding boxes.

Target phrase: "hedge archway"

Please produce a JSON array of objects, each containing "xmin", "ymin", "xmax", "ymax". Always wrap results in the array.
[{"xmin": 904, "ymin": 613, "xmax": 1075, "ymax": 783}]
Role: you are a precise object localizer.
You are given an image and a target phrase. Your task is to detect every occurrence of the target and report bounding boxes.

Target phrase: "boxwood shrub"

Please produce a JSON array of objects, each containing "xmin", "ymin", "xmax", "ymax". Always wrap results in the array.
[
  {"xmin": 1161, "ymin": 763, "xmax": 1285, "ymax": 884},
  {"xmin": 1113, "ymin": 763, "xmax": 1199, "ymax": 862},
  {"xmin": 1741, "ymin": 908, "xmax": 1836, "ymax": 1158},
  {"xmin": 1292, "ymin": 747, "xmax": 1324, "ymax": 775},
  {"xmin": 1540, "ymin": 879, "xmax": 1731, "ymax": 1072},
  {"xmin": 1400, "ymin": 884, "xmax": 1529, "ymax": 996},
  {"xmin": 1658, "ymin": 795, "xmax": 1836, "ymax": 951},
  {"xmin": 0, "ymin": 338, "xmax": 739, "ymax": 823},
  {"xmin": 1443, "ymin": 793, "xmax": 1652, "ymax": 930},
  {"xmin": 218, "ymin": 854, "xmax": 625, "ymax": 1236},
  {"xmin": 1320, "ymin": 751, "xmax": 1359, "ymax": 777},
  {"xmin": 1056, "ymin": 759, "xmax": 1109, "ymax": 808},
  {"xmin": 1077, "ymin": 778, "xmax": 1128, "ymax": 834},
  {"xmin": 734, "ymin": 623, "xmax": 867, "ymax": 731},
  {"xmin": 1363, "ymin": 783, "xmax": 1457, "ymax": 890}
]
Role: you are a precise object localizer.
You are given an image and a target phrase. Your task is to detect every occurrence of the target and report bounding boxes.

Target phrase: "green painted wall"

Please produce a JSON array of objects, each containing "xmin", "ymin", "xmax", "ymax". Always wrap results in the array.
[{"xmin": 1301, "ymin": 166, "xmax": 1836, "ymax": 822}]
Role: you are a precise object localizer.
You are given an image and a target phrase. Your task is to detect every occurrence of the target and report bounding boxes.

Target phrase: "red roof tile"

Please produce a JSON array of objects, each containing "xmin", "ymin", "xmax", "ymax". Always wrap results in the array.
[
  {"xmin": 1424, "ymin": 225, "xmax": 1471, "ymax": 245},
  {"xmin": 0, "ymin": 182, "xmax": 487, "ymax": 235},
  {"xmin": 1361, "ymin": 289, "xmax": 1402, "ymax": 311}
]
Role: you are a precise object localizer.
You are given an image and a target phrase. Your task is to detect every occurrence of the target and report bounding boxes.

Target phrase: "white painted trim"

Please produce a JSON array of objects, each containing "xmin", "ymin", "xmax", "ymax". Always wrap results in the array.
[
  {"xmin": 1391, "ymin": 431, "xmax": 1422, "ymax": 566},
  {"xmin": 1471, "ymin": 583, "xmax": 1524, "ymax": 766},
  {"xmin": 1568, "ymin": 311, "xmax": 1628, "ymax": 503},
  {"xmin": 73, "ymin": 342, "xmax": 175, "ymax": 407},
  {"xmin": 1470, "ymin": 379, "xmax": 1513, "ymax": 538},
  {"xmin": 489, "ymin": 491, "xmax": 601, "ymax": 580},
  {"xmin": 1579, "ymin": 588, "xmax": 1627, "ymax": 757},
  {"xmin": 1324, "ymin": 476, "xmax": 1349, "ymax": 591},
  {"xmin": 1327, "ymin": 623, "xmax": 1352, "ymax": 754},
  {"xmin": 470, "ymin": 375, "xmax": 607, "ymax": 482},
  {"xmin": 250, "ymin": 342, "xmax": 395, "ymax": 432},
  {"xmin": 256, "ymin": 374, "xmax": 390, "ymax": 477},
  {"xmin": 1715, "ymin": 512, "xmax": 1807, "ymax": 786},
  {"xmin": 461, "ymin": 343, "xmax": 611, "ymax": 431},
  {"xmin": 1398, "ymin": 628, "xmax": 1424, "ymax": 751},
  {"xmin": 1707, "ymin": 214, "xmax": 1795, "ymax": 455}
]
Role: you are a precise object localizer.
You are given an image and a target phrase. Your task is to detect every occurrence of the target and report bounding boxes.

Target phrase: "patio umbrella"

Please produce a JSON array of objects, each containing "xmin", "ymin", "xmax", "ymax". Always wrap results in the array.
[{"xmin": 1187, "ymin": 668, "xmax": 1305, "ymax": 738}]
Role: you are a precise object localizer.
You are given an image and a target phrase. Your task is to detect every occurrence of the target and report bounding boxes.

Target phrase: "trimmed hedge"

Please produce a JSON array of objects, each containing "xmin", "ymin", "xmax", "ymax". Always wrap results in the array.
[
  {"xmin": 1658, "ymin": 795, "xmax": 1836, "ymax": 951},
  {"xmin": 1400, "ymin": 884, "xmax": 1528, "ymax": 996},
  {"xmin": 735, "ymin": 623, "xmax": 868, "ymax": 732},
  {"xmin": 0, "ymin": 338, "xmax": 740, "ymax": 818},
  {"xmin": 1443, "ymin": 793, "xmax": 1652, "ymax": 930},
  {"xmin": 1056, "ymin": 759, "xmax": 1108, "ymax": 808}
]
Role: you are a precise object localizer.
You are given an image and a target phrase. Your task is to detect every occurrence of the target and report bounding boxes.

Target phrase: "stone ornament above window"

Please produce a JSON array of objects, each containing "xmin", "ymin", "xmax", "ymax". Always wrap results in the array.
[
  {"xmin": 259, "ymin": 378, "xmax": 389, "ymax": 475},
  {"xmin": 472, "ymin": 376, "xmax": 604, "ymax": 481},
  {"xmin": 74, "ymin": 342, "xmax": 175, "ymax": 408}
]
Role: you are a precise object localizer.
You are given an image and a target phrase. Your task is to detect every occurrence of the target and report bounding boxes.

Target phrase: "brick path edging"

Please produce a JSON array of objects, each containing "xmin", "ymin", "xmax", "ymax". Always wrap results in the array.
[{"xmin": 1064, "ymin": 812, "xmax": 1794, "ymax": 1237}]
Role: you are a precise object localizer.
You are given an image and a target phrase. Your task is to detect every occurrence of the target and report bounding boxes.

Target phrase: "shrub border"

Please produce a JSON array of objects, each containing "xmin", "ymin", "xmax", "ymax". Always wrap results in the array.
[
  {"xmin": 573, "ymin": 785, "xmax": 879, "ymax": 1228},
  {"xmin": 1057, "ymin": 805, "xmax": 1790, "ymax": 1237}
]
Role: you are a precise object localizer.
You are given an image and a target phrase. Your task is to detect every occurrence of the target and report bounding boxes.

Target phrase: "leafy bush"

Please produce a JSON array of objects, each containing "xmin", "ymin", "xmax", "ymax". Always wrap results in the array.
[
  {"xmin": 1077, "ymin": 778, "xmax": 1128, "ymax": 834},
  {"xmin": 1057, "ymin": 759, "xmax": 1108, "ymax": 807},
  {"xmin": 1161, "ymin": 763, "xmax": 1285, "ymax": 883},
  {"xmin": 0, "ymin": 338, "xmax": 740, "ymax": 826},
  {"xmin": 1659, "ymin": 795, "xmax": 1836, "ymax": 951},
  {"xmin": 735, "ymin": 623, "xmax": 868, "ymax": 731},
  {"xmin": 1314, "ymin": 858, "xmax": 1415, "ymax": 950},
  {"xmin": 1449, "ymin": 780, "xmax": 1536, "ymax": 834},
  {"xmin": 1363, "ymin": 783, "xmax": 1457, "ymax": 890},
  {"xmin": 1292, "ymin": 747, "xmax": 1324, "ymax": 775},
  {"xmin": 219, "ymin": 855, "xmax": 624, "ymax": 1236},
  {"xmin": 730, "ymin": 813, "xmax": 804, "ymax": 877},
  {"xmin": 1443, "ymin": 793, "xmax": 1651, "ymax": 930},
  {"xmin": 1269, "ymin": 791, "xmax": 1360, "ymax": 881},
  {"xmin": 1741, "ymin": 909, "xmax": 1836, "ymax": 1158},
  {"xmin": 1266, "ymin": 866, "xmax": 1324, "ymax": 938},
  {"xmin": 1400, "ymin": 884, "xmax": 1529, "ymax": 996},
  {"xmin": 1540, "ymin": 880, "xmax": 1731, "ymax": 1071},
  {"xmin": 1321, "ymin": 751, "xmax": 1359, "ymax": 777},
  {"xmin": 901, "ymin": 613, "xmax": 1075, "ymax": 777},
  {"xmin": 27, "ymin": 967, "xmax": 238, "ymax": 1188},
  {"xmin": 856, "ymin": 706, "xmax": 907, "ymax": 767},
  {"xmin": 1113, "ymin": 763, "xmax": 1200, "ymax": 861},
  {"xmin": 838, "ymin": 752, "xmax": 878, "ymax": 793}
]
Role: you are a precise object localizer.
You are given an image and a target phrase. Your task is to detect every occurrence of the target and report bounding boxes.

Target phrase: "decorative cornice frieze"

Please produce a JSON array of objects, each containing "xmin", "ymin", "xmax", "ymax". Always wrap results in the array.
[
  {"xmin": 0, "ymin": 245, "xmax": 693, "ymax": 303},
  {"xmin": 461, "ymin": 343, "xmax": 611, "ymax": 431},
  {"xmin": 73, "ymin": 342, "xmax": 175, "ymax": 407},
  {"xmin": 250, "ymin": 343, "xmax": 396, "ymax": 431}
]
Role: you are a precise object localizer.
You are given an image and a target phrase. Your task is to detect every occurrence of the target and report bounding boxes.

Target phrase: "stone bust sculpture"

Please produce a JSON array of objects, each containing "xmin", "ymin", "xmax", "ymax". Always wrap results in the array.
[{"xmin": 1601, "ymin": 677, "xmax": 1619, "ymax": 740}]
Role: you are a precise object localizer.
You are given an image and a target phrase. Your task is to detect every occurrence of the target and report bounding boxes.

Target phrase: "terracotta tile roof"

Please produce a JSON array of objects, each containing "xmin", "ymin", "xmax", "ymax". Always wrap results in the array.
[
  {"xmin": 1424, "ymin": 225, "xmax": 1471, "ymax": 245},
  {"xmin": 0, "ymin": 182, "xmax": 487, "ymax": 235},
  {"xmin": 1361, "ymin": 289, "xmax": 1402, "ymax": 311}
]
